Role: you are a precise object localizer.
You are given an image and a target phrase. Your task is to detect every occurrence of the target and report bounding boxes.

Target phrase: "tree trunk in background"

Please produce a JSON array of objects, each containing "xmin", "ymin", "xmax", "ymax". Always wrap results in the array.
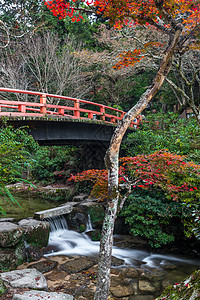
[{"xmin": 94, "ymin": 28, "xmax": 182, "ymax": 300}]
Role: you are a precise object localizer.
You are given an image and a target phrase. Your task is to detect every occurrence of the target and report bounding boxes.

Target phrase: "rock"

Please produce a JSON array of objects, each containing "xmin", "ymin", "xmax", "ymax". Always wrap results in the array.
[
  {"xmin": 0, "ymin": 218, "xmax": 14, "ymax": 222},
  {"xmin": 18, "ymin": 218, "xmax": 50, "ymax": 247},
  {"xmin": 111, "ymin": 256, "xmax": 125, "ymax": 266},
  {"xmin": 73, "ymin": 213, "xmax": 87, "ymax": 226},
  {"xmin": 130, "ymin": 296, "xmax": 154, "ymax": 300},
  {"xmin": 110, "ymin": 276, "xmax": 135, "ymax": 297},
  {"xmin": 139, "ymin": 280, "xmax": 156, "ymax": 293},
  {"xmin": 60, "ymin": 257, "xmax": 95, "ymax": 273},
  {"xmin": 12, "ymin": 290, "xmax": 73, "ymax": 299},
  {"xmin": 0, "ymin": 268, "xmax": 48, "ymax": 290},
  {"xmin": 26, "ymin": 244, "xmax": 48, "ymax": 261},
  {"xmin": 160, "ymin": 260, "xmax": 177, "ymax": 270},
  {"xmin": 72, "ymin": 194, "xmax": 88, "ymax": 202},
  {"xmin": 0, "ymin": 243, "xmax": 26, "ymax": 271},
  {"xmin": 0, "ymin": 222, "xmax": 23, "ymax": 247},
  {"xmin": 111, "ymin": 267, "xmax": 138, "ymax": 278},
  {"xmin": 29, "ymin": 259, "xmax": 58, "ymax": 273},
  {"xmin": 110, "ymin": 284, "xmax": 134, "ymax": 297}
]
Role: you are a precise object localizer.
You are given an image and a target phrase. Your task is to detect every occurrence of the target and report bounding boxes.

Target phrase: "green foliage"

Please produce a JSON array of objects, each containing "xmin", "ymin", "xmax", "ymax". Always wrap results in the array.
[
  {"xmin": 90, "ymin": 230, "xmax": 101, "ymax": 241},
  {"xmin": 123, "ymin": 113, "xmax": 200, "ymax": 162},
  {"xmin": 31, "ymin": 146, "xmax": 79, "ymax": 183},
  {"xmin": 0, "ymin": 125, "xmax": 37, "ymax": 214},
  {"xmin": 121, "ymin": 189, "xmax": 190, "ymax": 248},
  {"xmin": 88, "ymin": 205, "xmax": 105, "ymax": 227},
  {"xmin": 64, "ymin": 15, "xmax": 105, "ymax": 51}
]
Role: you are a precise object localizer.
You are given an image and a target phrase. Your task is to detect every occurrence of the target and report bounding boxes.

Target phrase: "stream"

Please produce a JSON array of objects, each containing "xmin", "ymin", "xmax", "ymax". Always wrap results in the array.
[{"xmin": 45, "ymin": 215, "xmax": 200, "ymax": 283}]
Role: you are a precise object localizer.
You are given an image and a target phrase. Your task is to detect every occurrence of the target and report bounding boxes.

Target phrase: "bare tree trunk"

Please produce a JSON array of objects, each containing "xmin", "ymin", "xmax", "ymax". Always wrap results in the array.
[{"xmin": 94, "ymin": 28, "xmax": 182, "ymax": 300}]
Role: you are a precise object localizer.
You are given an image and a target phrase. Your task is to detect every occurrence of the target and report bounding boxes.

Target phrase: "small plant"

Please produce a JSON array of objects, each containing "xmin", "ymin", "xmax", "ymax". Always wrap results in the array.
[{"xmin": 79, "ymin": 224, "xmax": 86, "ymax": 232}]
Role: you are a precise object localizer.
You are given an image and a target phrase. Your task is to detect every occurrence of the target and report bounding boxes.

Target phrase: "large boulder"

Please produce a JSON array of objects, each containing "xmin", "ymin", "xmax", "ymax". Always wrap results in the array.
[
  {"xmin": 0, "ymin": 222, "xmax": 24, "ymax": 247},
  {"xmin": 18, "ymin": 219, "xmax": 50, "ymax": 247},
  {"xmin": 0, "ymin": 268, "xmax": 48, "ymax": 290}
]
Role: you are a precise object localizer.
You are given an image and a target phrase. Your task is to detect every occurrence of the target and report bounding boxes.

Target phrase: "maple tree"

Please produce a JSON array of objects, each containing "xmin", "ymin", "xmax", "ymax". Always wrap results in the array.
[
  {"xmin": 45, "ymin": 0, "xmax": 200, "ymax": 299},
  {"xmin": 69, "ymin": 150, "xmax": 200, "ymax": 244},
  {"xmin": 70, "ymin": 151, "xmax": 200, "ymax": 204}
]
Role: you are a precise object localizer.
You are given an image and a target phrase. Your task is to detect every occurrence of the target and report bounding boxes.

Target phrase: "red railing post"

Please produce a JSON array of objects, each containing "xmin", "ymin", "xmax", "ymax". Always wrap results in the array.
[
  {"xmin": 120, "ymin": 112, "xmax": 125, "ymax": 119},
  {"xmin": 74, "ymin": 100, "xmax": 80, "ymax": 118},
  {"xmin": 40, "ymin": 94, "xmax": 47, "ymax": 115},
  {"xmin": 111, "ymin": 116, "xmax": 116, "ymax": 123},
  {"xmin": 88, "ymin": 112, "xmax": 93, "ymax": 119},
  {"xmin": 58, "ymin": 108, "xmax": 65, "ymax": 116},
  {"xmin": 18, "ymin": 104, "xmax": 26, "ymax": 113},
  {"xmin": 137, "ymin": 115, "xmax": 142, "ymax": 128},
  {"xmin": 100, "ymin": 106, "xmax": 105, "ymax": 121}
]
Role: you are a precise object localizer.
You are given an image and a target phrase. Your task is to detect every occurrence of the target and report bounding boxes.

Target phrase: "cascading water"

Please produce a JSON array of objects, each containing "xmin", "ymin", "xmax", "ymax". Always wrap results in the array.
[
  {"xmin": 85, "ymin": 214, "xmax": 93, "ymax": 232},
  {"xmin": 45, "ymin": 215, "xmax": 200, "ymax": 275}
]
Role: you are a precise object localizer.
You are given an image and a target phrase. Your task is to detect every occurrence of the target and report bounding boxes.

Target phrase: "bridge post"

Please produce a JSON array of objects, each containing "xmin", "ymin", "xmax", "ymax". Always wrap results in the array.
[
  {"xmin": 88, "ymin": 112, "xmax": 93, "ymax": 119},
  {"xmin": 18, "ymin": 104, "xmax": 26, "ymax": 113},
  {"xmin": 100, "ymin": 106, "xmax": 105, "ymax": 121},
  {"xmin": 111, "ymin": 116, "xmax": 116, "ymax": 123},
  {"xmin": 58, "ymin": 108, "xmax": 65, "ymax": 116},
  {"xmin": 40, "ymin": 94, "xmax": 47, "ymax": 115},
  {"xmin": 74, "ymin": 100, "xmax": 80, "ymax": 118}
]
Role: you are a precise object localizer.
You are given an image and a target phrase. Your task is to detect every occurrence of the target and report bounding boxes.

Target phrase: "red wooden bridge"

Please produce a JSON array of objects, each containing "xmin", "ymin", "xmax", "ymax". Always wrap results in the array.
[
  {"xmin": 0, "ymin": 88, "xmax": 139, "ymax": 127},
  {"xmin": 0, "ymin": 88, "xmax": 140, "ymax": 168}
]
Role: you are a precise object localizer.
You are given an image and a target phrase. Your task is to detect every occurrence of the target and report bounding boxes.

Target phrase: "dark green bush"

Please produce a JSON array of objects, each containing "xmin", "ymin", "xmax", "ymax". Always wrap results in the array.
[
  {"xmin": 120, "ymin": 189, "xmax": 191, "ymax": 248},
  {"xmin": 31, "ymin": 146, "xmax": 79, "ymax": 183}
]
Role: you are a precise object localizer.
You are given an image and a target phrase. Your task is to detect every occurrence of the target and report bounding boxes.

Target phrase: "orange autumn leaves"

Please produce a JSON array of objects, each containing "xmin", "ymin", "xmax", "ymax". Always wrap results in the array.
[
  {"xmin": 69, "ymin": 151, "xmax": 200, "ymax": 202},
  {"xmin": 44, "ymin": 0, "xmax": 200, "ymax": 68},
  {"xmin": 44, "ymin": 0, "xmax": 200, "ymax": 33}
]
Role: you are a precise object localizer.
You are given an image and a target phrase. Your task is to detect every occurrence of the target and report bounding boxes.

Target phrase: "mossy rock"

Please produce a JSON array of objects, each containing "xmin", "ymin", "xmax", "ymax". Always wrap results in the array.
[
  {"xmin": 18, "ymin": 219, "xmax": 50, "ymax": 248},
  {"xmin": 0, "ymin": 241, "xmax": 26, "ymax": 271},
  {"xmin": 156, "ymin": 269, "xmax": 200, "ymax": 300}
]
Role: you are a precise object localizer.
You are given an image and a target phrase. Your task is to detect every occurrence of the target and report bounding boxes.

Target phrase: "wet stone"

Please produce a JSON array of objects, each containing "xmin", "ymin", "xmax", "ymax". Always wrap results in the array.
[
  {"xmin": 111, "ymin": 267, "xmax": 139, "ymax": 278},
  {"xmin": 60, "ymin": 257, "xmax": 95, "ymax": 273},
  {"xmin": 130, "ymin": 296, "xmax": 154, "ymax": 300},
  {"xmin": 29, "ymin": 259, "xmax": 58, "ymax": 273},
  {"xmin": 110, "ymin": 276, "xmax": 135, "ymax": 297},
  {"xmin": 139, "ymin": 280, "xmax": 156, "ymax": 293},
  {"xmin": 111, "ymin": 256, "xmax": 125, "ymax": 266}
]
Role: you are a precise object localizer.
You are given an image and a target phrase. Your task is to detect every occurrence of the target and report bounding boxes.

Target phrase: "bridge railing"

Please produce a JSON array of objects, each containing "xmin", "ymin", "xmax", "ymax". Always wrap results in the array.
[{"xmin": 0, "ymin": 88, "xmax": 140, "ymax": 128}]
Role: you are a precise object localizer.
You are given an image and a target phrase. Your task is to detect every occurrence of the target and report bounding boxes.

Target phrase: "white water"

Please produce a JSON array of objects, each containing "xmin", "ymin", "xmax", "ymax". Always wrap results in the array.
[
  {"xmin": 45, "ymin": 215, "xmax": 200, "ymax": 270},
  {"xmin": 85, "ymin": 214, "xmax": 94, "ymax": 232}
]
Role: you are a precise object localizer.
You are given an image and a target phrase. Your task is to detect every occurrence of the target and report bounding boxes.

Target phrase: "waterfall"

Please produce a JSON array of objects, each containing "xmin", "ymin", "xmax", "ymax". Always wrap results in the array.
[
  {"xmin": 85, "ymin": 214, "xmax": 93, "ymax": 232},
  {"xmin": 44, "ymin": 215, "xmax": 200, "ymax": 272},
  {"xmin": 47, "ymin": 215, "xmax": 68, "ymax": 236}
]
